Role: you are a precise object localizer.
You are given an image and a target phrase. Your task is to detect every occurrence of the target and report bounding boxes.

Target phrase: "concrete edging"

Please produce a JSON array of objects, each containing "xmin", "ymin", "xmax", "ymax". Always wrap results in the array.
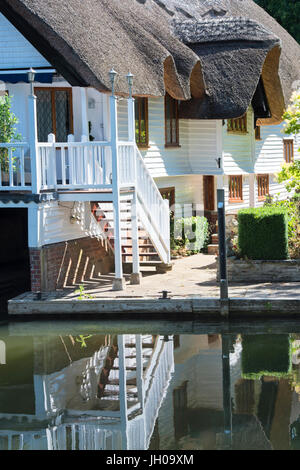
[{"xmin": 7, "ymin": 296, "xmax": 300, "ymax": 318}]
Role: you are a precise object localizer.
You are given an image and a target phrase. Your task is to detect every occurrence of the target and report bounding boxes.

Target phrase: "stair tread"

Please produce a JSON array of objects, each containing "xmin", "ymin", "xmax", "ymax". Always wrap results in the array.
[
  {"xmin": 123, "ymin": 261, "xmax": 163, "ymax": 266},
  {"xmin": 122, "ymin": 244, "xmax": 154, "ymax": 248},
  {"xmin": 122, "ymin": 253, "xmax": 158, "ymax": 257},
  {"xmin": 108, "ymin": 378, "xmax": 137, "ymax": 385}
]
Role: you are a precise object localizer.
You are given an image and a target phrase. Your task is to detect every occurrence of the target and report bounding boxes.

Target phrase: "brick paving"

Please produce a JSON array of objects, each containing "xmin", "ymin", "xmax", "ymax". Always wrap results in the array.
[{"xmin": 47, "ymin": 253, "xmax": 300, "ymax": 300}]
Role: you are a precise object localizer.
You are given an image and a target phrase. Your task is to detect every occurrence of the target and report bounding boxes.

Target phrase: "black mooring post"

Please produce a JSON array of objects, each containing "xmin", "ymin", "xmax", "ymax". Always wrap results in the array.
[{"xmin": 217, "ymin": 189, "xmax": 229, "ymax": 316}]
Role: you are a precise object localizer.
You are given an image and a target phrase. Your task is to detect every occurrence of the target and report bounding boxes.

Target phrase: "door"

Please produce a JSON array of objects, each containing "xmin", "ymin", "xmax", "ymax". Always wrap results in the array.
[
  {"xmin": 203, "ymin": 176, "xmax": 217, "ymax": 232},
  {"xmin": 203, "ymin": 176, "xmax": 215, "ymax": 212}
]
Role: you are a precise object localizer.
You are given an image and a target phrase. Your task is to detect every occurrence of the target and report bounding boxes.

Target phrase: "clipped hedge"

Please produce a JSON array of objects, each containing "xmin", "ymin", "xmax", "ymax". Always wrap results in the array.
[
  {"xmin": 172, "ymin": 216, "xmax": 209, "ymax": 253},
  {"xmin": 241, "ymin": 334, "xmax": 292, "ymax": 380},
  {"xmin": 238, "ymin": 207, "xmax": 289, "ymax": 260}
]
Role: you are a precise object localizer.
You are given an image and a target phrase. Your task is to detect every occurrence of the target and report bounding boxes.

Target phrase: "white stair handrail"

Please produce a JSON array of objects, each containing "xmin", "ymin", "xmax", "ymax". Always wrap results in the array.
[{"xmin": 117, "ymin": 142, "xmax": 171, "ymax": 263}]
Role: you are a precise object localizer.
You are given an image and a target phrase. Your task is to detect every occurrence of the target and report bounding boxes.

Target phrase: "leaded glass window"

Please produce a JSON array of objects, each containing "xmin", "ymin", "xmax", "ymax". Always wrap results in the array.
[{"xmin": 35, "ymin": 88, "xmax": 73, "ymax": 142}]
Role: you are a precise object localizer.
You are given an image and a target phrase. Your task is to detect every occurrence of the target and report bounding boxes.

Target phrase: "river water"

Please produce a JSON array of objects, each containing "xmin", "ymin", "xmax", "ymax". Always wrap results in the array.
[{"xmin": 0, "ymin": 319, "xmax": 300, "ymax": 451}]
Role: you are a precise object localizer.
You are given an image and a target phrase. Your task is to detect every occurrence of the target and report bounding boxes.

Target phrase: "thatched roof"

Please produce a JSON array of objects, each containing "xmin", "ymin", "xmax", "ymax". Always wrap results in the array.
[{"xmin": 0, "ymin": 0, "xmax": 299, "ymax": 123}]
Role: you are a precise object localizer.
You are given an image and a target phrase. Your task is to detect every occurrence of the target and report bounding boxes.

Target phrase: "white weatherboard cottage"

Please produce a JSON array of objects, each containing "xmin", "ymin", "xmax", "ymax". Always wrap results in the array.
[{"xmin": 0, "ymin": 0, "xmax": 299, "ymax": 294}]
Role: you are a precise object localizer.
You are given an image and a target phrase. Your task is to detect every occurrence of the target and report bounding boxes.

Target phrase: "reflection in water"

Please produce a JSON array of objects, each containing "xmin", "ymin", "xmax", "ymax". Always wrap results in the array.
[
  {"xmin": 0, "ymin": 329, "xmax": 300, "ymax": 450},
  {"xmin": 0, "ymin": 334, "xmax": 174, "ymax": 450},
  {"xmin": 0, "ymin": 340, "xmax": 5, "ymax": 364}
]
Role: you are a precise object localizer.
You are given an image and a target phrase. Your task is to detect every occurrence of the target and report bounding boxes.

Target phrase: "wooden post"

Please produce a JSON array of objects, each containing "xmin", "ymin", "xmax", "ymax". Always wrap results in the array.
[
  {"xmin": 68, "ymin": 134, "xmax": 75, "ymax": 186},
  {"xmin": 110, "ymin": 95, "xmax": 125, "ymax": 290},
  {"xmin": 80, "ymin": 88, "xmax": 89, "ymax": 139},
  {"xmin": 164, "ymin": 198, "xmax": 171, "ymax": 264},
  {"xmin": 118, "ymin": 335, "xmax": 128, "ymax": 450},
  {"xmin": 28, "ymin": 94, "xmax": 41, "ymax": 194},
  {"xmin": 217, "ymin": 189, "xmax": 229, "ymax": 317},
  {"xmin": 135, "ymin": 334, "xmax": 146, "ymax": 448},
  {"xmin": 0, "ymin": 340, "xmax": 6, "ymax": 365},
  {"xmin": 81, "ymin": 134, "xmax": 89, "ymax": 186},
  {"xmin": 135, "ymin": 335, "xmax": 145, "ymax": 410},
  {"xmin": 47, "ymin": 133, "xmax": 56, "ymax": 188},
  {"xmin": 131, "ymin": 188, "xmax": 142, "ymax": 284},
  {"xmin": 127, "ymin": 97, "xmax": 135, "ymax": 142},
  {"xmin": 128, "ymin": 96, "xmax": 141, "ymax": 284}
]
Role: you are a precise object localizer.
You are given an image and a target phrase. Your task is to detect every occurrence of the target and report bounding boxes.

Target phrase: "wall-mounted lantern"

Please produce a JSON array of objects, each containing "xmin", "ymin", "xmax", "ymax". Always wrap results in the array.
[{"xmin": 27, "ymin": 68, "xmax": 36, "ymax": 95}]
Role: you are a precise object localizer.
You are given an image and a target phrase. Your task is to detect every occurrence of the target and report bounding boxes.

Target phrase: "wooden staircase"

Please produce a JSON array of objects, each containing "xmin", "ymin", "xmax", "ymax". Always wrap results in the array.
[{"xmin": 91, "ymin": 200, "xmax": 168, "ymax": 272}]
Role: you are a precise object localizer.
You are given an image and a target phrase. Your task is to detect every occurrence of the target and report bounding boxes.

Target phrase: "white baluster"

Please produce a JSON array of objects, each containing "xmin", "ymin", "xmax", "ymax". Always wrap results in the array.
[
  {"xmin": 102, "ymin": 146, "xmax": 106, "ymax": 185},
  {"xmin": 28, "ymin": 93, "xmax": 41, "ymax": 193},
  {"xmin": 48, "ymin": 133, "xmax": 56, "ymax": 188},
  {"xmin": 80, "ymin": 135, "xmax": 87, "ymax": 186},
  {"xmin": 9, "ymin": 147, "xmax": 13, "ymax": 187},
  {"xmin": 68, "ymin": 134, "xmax": 75, "ymax": 186},
  {"xmin": 61, "ymin": 146, "xmax": 66, "ymax": 187},
  {"xmin": 20, "ymin": 147, "xmax": 25, "ymax": 188}
]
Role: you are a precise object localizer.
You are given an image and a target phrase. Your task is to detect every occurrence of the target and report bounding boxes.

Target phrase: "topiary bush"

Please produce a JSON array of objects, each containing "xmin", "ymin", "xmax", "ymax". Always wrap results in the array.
[
  {"xmin": 172, "ymin": 215, "xmax": 209, "ymax": 255},
  {"xmin": 238, "ymin": 207, "xmax": 289, "ymax": 260}
]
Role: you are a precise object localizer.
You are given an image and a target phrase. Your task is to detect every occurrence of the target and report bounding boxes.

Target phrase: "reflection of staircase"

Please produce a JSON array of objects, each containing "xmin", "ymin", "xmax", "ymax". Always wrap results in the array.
[
  {"xmin": 91, "ymin": 201, "xmax": 165, "ymax": 272},
  {"xmin": 97, "ymin": 335, "xmax": 155, "ymax": 411}
]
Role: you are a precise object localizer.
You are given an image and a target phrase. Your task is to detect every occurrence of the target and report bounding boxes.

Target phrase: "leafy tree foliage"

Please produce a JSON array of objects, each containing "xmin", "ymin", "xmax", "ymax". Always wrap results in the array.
[
  {"xmin": 277, "ymin": 92, "xmax": 300, "ymax": 194},
  {"xmin": 255, "ymin": 0, "xmax": 300, "ymax": 44}
]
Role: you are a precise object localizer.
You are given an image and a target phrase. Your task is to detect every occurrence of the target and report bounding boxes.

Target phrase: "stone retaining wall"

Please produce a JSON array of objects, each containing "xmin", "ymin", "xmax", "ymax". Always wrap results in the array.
[{"xmin": 218, "ymin": 258, "xmax": 300, "ymax": 282}]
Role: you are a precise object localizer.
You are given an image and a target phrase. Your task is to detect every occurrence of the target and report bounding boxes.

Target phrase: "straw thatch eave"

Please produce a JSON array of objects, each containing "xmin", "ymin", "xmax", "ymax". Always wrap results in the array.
[
  {"xmin": 0, "ymin": 0, "xmax": 199, "ymax": 100},
  {"xmin": 0, "ymin": 0, "xmax": 298, "ymax": 123}
]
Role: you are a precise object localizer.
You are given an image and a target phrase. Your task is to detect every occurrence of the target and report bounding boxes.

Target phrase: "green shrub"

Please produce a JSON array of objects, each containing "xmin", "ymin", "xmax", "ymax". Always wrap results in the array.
[
  {"xmin": 238, "ymin": 207, "xmax": 289, "ymax": 260},
  {"xmin": 172, "ymin": 215, "xmax": 209, "ymax": 254},
  {"xmin": 241, "ymin": 334, "xmax": 292, "ymax": 380}
]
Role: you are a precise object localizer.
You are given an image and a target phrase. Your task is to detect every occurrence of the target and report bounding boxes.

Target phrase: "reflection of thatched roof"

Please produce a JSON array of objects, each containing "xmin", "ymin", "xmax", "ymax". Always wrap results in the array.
[{"xmin": 1, "ymin": 0, "xmax": 299, "ymax": 122}]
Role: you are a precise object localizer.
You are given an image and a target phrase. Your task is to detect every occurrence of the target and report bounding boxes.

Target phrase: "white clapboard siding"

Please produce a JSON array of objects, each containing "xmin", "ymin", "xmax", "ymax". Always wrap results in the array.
[
  {"xmin": 223, "ymin": 108, "xmax": 255, "ymax": 175},
  {"xmin": 5, "ymin": 83, "xmax": 31, "ymax": 142},
  {"xmin": 142, "ymin": 97, "xmax": 190, "ymax": 177},
  {"xmin": 0, "ymin": 13, "xmax": 50, "ymax": 69},
  {"xmin": 255, "ymin": 124, "xmax": 300, "ymax": 174},
  {"xmin": 187, "ymin": 119, "xmax": 221, "ymax": 174},
  {"xmin": 118, "ymin": 97, "xmax": 220, "ymax": 178},
  {"xmin": 155, "ymin": 175, "xmax": 204, "ymax": 217},
  {"xmin": 41, "ymin": 202, "xmax": 95, "ymax": 246}
]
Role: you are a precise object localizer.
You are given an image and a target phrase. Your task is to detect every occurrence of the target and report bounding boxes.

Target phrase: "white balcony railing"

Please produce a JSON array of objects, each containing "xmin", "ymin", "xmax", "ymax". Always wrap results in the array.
[
  {"xmin": 37, "ymin": 136, "xmax": 113, "ymax": 191},
  {"xmin": 0, "ymin": 143, "xmax": 31, "ymax": 190}
]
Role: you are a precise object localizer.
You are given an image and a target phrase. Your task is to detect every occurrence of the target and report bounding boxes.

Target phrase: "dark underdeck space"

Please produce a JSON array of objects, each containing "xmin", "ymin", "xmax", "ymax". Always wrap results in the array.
[{"xmin": 0, "ymin": 208, "xmax": 31, "ymax": 317}]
